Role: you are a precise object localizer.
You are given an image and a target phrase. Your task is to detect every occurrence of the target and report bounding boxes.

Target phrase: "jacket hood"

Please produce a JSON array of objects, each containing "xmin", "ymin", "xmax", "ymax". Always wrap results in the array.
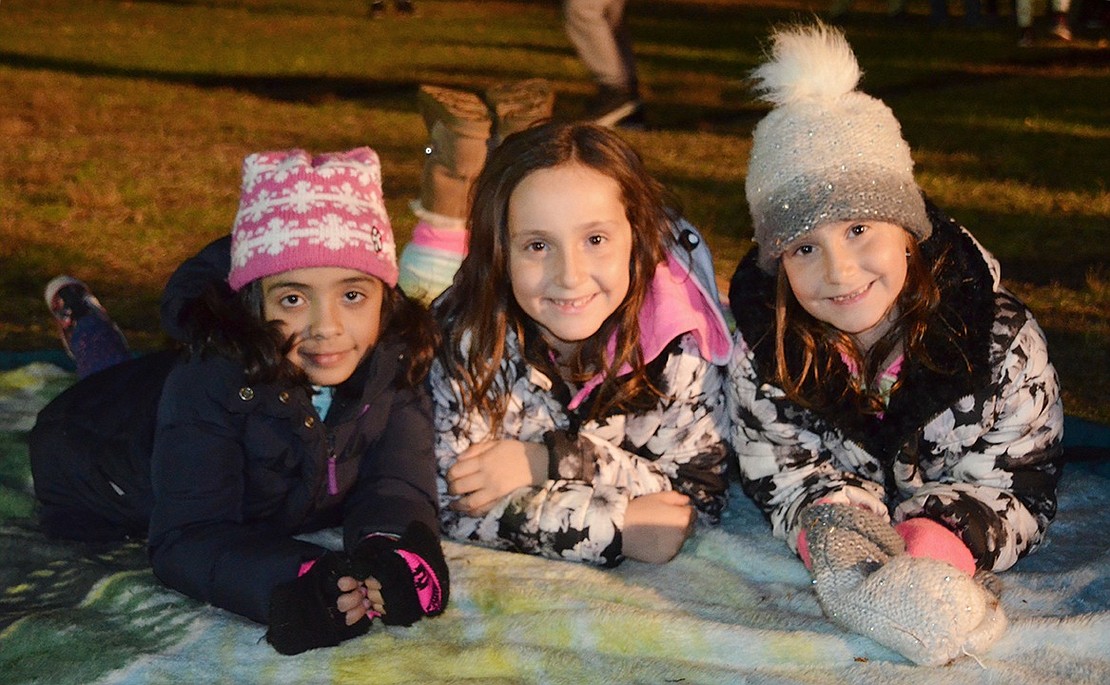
[
  {"xmin": 568, "ymin": 218, "xmax": 733, "ymax": 410},
  {"xmin": 160, "ymin": 236, "xmax": 233, "ymax": 343}
]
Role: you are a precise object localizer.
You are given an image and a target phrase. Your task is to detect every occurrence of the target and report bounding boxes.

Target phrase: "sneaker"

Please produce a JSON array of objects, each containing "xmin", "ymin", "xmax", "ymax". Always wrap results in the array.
[
  {"xmin": 613, "ymin": 104, "xmax": 647, "ymax": 131},
  {"xmin": 395, "ymin": 0, "xmax": 415, "ymax": 14},
  {"xmin": 586, "ymin": 87, "xmax": 643, "ymax": 129},
  {"xmin": 43, "ymin": 275, "xmax": 117, "ymax": 360},
  {"xmin": 1050, "ymin": 18, "xmax": 1073, "ymax": 41},
  {"xmin": 369, "ymin": 0, "xmax": 385, "ymax": 17}
]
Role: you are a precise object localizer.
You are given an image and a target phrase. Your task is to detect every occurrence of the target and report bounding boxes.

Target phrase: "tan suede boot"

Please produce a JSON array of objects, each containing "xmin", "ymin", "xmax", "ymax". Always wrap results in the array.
[
  {"xmin": 484, "ymin": 78, "xmax": 555, "ymax": 146},
  {"xmin": 416, "ymin": 85, "xmax": 492, "ymax": 219}
]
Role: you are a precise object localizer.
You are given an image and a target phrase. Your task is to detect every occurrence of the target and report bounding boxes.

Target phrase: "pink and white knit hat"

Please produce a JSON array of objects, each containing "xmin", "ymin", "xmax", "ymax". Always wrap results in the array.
[{"xmin": 228, "ymin": 147, "xmax": 398, "ymax": 291}]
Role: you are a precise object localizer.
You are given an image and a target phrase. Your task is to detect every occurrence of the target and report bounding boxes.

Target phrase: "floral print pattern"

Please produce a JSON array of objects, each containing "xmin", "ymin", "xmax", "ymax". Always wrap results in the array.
[
  {"xmin": 431, "ymin": 333, "xmax": 731, "ymax": 566},
  {"xmin": 726, "ymin": 214, "xmax": 1063, "ymax": 572}
]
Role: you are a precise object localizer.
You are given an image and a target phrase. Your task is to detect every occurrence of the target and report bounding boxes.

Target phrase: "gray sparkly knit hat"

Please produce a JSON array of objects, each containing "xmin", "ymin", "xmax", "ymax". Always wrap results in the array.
[{"xmin": 745, "ymin": 22, "xmax": 931, "ymax": 273}]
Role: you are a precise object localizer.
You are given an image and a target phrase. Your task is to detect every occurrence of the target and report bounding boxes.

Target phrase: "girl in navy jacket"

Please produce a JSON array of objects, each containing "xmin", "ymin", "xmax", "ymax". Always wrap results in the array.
[{"xmin": 31, "ymin": 147, "xmax": 448, "ymax": 654}]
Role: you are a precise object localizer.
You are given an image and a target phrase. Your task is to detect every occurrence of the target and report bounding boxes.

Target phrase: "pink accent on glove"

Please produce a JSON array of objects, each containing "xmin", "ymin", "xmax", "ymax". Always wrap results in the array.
[
  {"xmin": 297, "ymin": 559, "xmax": 317, "ymax": 577},
  {"xmin": 395, "ymin": 549, "xmax": 445, "ymax": 615},
  {"xmin": 894, "ymin": 517, "xmax": 976, "ymax": 576},
  {"xmin": 797, "ymin": 497, "xmax": 839, "ymax": 569},
  {"xmin": 797, "ymin": 528, "xmax": 814, "ymax": 569}
]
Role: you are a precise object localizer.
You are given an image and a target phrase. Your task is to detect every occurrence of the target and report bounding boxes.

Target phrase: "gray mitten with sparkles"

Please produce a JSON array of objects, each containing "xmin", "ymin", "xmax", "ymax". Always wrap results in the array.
[{"xmin": 801, "ymin": 503, "xmax": 1007, "ymax": 666}]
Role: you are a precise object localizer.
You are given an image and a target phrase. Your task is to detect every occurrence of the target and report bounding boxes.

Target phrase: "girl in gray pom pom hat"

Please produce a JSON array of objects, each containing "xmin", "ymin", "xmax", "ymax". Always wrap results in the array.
[{"xmin": 724, "ymin": 22, "xmax": 1063, "ymax": 667}]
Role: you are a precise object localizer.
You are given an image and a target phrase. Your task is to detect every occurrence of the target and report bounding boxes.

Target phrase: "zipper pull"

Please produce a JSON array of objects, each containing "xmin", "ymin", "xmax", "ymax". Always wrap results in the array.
[{"xmin": 327, "ymin": 452, "xmax": 338, "ymax": 496}]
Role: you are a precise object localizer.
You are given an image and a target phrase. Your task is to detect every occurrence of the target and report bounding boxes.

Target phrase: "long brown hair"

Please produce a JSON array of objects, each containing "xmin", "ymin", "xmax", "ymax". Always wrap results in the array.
[
  {"xmin": 773, "ymin": 234, "xmax": 947, "ymax": 416},
  {"xmin": 436, "ymin": 122, "xmax": 674, "ymax": 432}
]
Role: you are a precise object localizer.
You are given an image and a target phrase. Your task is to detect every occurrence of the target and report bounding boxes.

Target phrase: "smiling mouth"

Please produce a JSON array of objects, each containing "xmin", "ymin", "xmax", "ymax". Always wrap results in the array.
[
  {"xmin": 548, "ymin": 293, "xmax": 596, "ymax": 310},
  {"xmin": 829, "ymin": 282, "xmax": 873, "ymax": 304},
  {"xmin": 301, "ymin": 350, "xmax": 350, "ymax": 366}
]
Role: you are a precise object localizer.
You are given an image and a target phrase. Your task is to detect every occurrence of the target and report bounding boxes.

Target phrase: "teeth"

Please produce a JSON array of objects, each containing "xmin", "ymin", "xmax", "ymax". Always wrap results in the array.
[
  {"xmin": 552, "ymin": 295, "xmax": 592, "ymax": 307},
  {"xmin": 831, "ymin": 285, "xmax": 868, "ymax": 302}
]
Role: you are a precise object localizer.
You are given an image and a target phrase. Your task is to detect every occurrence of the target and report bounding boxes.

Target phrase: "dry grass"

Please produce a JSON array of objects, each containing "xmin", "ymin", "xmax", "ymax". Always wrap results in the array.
[{"xmin": 1, "ymin": 0, "xmax": 1108, "ymax": 421}]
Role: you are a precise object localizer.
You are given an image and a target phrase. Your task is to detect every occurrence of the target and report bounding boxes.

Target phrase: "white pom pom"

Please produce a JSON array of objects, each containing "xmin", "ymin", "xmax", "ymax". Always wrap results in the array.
[{"xmin": 749, "ymin": 22, "xmax": 862, "ymax": 106}]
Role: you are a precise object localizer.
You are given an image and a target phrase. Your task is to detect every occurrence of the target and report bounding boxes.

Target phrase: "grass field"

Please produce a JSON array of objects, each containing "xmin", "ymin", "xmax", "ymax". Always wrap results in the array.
[{"xmin": 1, "ymin": 0, "xmax": 1107, "ymax": 420}]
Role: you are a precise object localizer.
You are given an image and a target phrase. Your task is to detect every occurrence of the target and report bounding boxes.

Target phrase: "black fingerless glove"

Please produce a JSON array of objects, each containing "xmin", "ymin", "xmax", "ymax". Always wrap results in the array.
[
  {"xmin": 265, "ymin": 551, "xmax": 370, "ymax": 655},
  {"xmin": 348, "ymin": 521, "xmax": 449, "ymax": 627}
]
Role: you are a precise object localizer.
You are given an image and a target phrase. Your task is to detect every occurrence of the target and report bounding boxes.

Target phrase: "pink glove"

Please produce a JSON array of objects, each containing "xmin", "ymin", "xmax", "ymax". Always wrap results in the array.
[{"xmin": 894, "ymin": 517, "xmax": 976, "ymax": 576}]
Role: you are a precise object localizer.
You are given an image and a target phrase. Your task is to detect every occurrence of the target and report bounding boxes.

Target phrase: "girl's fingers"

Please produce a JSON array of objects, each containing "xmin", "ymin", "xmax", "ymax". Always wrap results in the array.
[
  {"xmin": 446, "ymin": 460, "xmax": 481, "ymax": 490},
  {"xmin": 458, "ymin": 441, "xmax": 497, "ymax": 461},
  {"xmin": 661, "ymin": 490, "xmax": 691, "ymax": 506},
  {"xmin": 453, "ymin": 491, "xmax": 495, "ymax": 517},
  {"xmin": 366, "ymin": 588, "xmax": 385, "ymax": 608},
  {"xmin": 337, "ymin": 590, "xmax": 362, "ymax": 613},
  {"xmin": 345, "ymin": 605, "xmax": 366, "ymax": 625},
  {"xmin": 336, "ymin": 575, "xmax": 360, "ymax": 592}
]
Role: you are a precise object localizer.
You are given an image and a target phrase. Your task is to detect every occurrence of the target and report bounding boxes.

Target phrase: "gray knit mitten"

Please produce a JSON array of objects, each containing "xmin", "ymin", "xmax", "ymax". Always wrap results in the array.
[{"xmin": 800, "ymin": 503, "xmax": 1007, "ymax": 666}]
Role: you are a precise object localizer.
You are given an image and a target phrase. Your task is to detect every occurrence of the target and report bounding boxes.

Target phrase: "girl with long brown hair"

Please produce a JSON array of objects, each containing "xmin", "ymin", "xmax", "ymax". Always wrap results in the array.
[
  {"xmin": 726, "ymin": 23, "xmax": 1063, "ymax": 666},
  {"xmin": 432, "ymin": 122, "xmax": 733, "ymax": 566}
]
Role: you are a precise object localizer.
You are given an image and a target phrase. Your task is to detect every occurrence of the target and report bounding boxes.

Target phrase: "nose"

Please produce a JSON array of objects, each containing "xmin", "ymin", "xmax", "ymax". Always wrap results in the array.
[
  {"xmin": 553, "ymin": 246, "xmax": 586, "ymax": 288},
  {"xmin": 822, "ymin": 242, "xmax": 857, "ymax": 284},
  {"xmin": 308, "ymin": 300, "xmax": 343, "ymax": 339}
]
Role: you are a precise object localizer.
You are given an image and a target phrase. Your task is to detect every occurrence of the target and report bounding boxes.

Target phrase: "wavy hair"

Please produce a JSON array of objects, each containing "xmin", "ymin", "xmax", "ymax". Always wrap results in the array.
[
  {"xmin": 435, "ymin": 122, "xmax": 675, "ymax": 432},
  {"xmin": 773, "ymin": 234, "xmax": 954, "ymax": 416}
]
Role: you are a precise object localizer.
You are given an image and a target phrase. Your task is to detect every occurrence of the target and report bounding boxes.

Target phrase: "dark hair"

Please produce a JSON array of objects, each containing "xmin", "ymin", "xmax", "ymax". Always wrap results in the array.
[
  {"xmin": 182, "ymin": 278, "xmax": 438, "ymax": 389},
  {"xmin": 773, "ymin": 233, "xmax": 951, "ymax": 416},
  {"xmin": 436, "ymin": 121, "xmax": 675, "ymax": 432}
]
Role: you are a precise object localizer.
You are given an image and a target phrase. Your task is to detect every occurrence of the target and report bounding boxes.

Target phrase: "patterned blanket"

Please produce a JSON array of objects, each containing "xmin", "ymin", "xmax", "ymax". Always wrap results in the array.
[{"xmin": 2, "ymin": 362, "xmax": 1108, "ymax": 684}]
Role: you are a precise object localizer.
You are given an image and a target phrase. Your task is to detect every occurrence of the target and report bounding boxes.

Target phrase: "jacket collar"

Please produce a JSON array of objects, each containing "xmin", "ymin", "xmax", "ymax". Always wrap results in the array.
[
  {"xmin": 323, "ymin": 336, "xmax": 404, "ymax": 421},
  {"xmin": 568, "ymin": 249, "xmax": 732, "ymax": 410}
]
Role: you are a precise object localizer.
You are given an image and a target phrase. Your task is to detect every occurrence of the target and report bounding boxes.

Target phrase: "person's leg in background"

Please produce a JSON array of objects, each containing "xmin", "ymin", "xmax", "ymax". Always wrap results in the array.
[{"xmin": 563, "ymin": 0, "xmax": 643, "ymax": 128}]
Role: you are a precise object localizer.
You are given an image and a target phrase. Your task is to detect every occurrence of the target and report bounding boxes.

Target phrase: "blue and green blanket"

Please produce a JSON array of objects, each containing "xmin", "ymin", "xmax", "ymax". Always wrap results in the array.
[{"xmin": 2, "ymin": 362, "xmax": 1108, "ymax": 684}]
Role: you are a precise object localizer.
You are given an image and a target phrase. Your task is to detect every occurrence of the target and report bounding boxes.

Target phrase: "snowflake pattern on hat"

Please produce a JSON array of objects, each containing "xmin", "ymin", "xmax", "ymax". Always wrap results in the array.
[{"xmin": 228, "ymin": 148, "xmax": 398, "ymax": 291}]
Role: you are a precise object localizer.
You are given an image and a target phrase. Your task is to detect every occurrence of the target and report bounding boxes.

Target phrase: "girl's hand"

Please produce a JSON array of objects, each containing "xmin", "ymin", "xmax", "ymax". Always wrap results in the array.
[
  {"xmin": 336, "ymin": 575, "xmax": 385, "ymax": 625},
  {"xmin": 446, "ymin": 440, "xmax": 547, "ymax": 516},
  {"xmin": 621, "ymin": 491, "xmax": 696, "ymax": 564}
]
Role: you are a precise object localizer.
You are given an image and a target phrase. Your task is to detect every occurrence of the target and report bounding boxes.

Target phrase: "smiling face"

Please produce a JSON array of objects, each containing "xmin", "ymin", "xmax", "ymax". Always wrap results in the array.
[
  {"xmin": 780, "ymin": 219, "xmax": 911, "ymax": 352},
  {"xmin": 261, "ymin": 266, "xmax": 385, "ymax": 386},
  {"xmin": 506, "ymin": 163, "xmax": 633, "ymax": 359}
]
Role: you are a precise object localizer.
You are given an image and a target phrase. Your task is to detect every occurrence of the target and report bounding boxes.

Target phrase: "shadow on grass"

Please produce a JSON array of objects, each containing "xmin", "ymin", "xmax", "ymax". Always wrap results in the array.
[
  {"xmin": 0, "ymin": 51, "xmax": 417, "ymax": 108},
  {"xmin": 1045, "ymin": 328, "xmax": 1110, "ymax": 424}
]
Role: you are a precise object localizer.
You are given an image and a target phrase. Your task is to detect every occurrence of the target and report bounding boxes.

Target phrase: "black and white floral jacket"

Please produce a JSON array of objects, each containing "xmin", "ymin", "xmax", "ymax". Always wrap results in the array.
[
  {"xmin": 725, "ymin": 203, "xmax": 1064, "ymax": 572},
  {"xmin": 431, "ymin": 223, "xmax": 734, "ymax": 567}
]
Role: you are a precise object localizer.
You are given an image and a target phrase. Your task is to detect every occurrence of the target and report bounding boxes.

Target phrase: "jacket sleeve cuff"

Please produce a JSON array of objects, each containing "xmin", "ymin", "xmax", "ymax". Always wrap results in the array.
[{"xmin": 543, "ymin": 429, "xmax": 596, "ymax": 482}]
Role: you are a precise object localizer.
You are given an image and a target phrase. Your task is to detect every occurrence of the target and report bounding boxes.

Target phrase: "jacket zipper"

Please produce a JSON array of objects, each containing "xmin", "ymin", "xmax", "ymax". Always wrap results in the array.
[{"xmin": 326, "ymin": 433, "xmax": 339, "ymax": 496}]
